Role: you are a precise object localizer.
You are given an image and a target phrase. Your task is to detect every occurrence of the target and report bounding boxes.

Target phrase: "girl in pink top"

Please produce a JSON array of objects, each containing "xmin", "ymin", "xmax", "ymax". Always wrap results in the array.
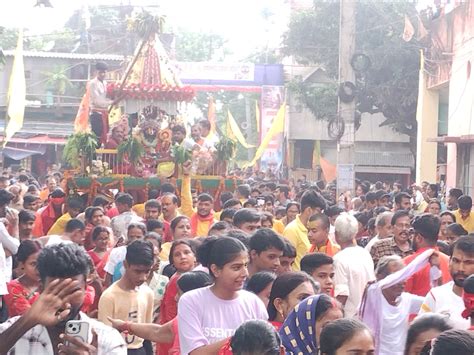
[{"xmin": 178, "ymin": 237, "xmax": 268, "ymax": 355}]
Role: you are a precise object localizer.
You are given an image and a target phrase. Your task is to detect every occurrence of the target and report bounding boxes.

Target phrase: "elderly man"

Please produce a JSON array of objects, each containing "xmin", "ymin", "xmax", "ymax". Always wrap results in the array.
[
  {"xmin": 333, "ymin": 213, "xmax": 375, "ymax": 317},
  {"xmin": 365, "ymin": 211, "xmax": 394, "ymax": 253},
  {"xmin": 359, "ymin": 251, "xmax": 435, "ymax": 354},
  {"xmin": 105, "ymin": 124, "xmax": 126, "ymax": 149}
]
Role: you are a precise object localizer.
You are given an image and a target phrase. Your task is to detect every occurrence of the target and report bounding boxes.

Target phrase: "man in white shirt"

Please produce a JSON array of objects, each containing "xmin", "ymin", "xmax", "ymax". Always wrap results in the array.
[
  {"xmin": 0, "ymin": 243, "xmax": 126, "ymax": 355},
  {"xmin": 359, "ymin": 249, "xmax": 436, "ymax": 354},
  {"xmin": 365, "ymin": 211, "xmax": 393, "ymax": 253},
  {"xmin": 333, "ymin": 213, "xmax": 375, "ymax": 317},
  {"xmin": 89, "ymin": 61, "xmax": 116, "ymax": 145},
  {"xmin": 419, "ymin": 235, "xmax": 474, "ymax": 329}
]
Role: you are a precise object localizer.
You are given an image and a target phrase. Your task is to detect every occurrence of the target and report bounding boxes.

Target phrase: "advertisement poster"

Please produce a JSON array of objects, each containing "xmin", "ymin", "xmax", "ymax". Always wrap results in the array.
[{"xmin": 260, "ymin": 85, "xmax": 285, "ymax": 172}]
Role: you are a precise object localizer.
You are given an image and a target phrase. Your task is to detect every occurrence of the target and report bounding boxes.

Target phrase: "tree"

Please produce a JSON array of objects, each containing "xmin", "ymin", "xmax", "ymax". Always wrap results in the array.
[
  {"xmin": 283, "ymin": 1, "xmax": 422, "ymax": 144},
  {"xmin": 65, "ymin": 5, "xmax": 136, "ymax": 55},
  {"xmin": 42, "ymin": 65, "xmax": 72, "ymax": 105},
  {"xmin": 174, "ymin": 28, "xmax": 230, "ymax": 62}
]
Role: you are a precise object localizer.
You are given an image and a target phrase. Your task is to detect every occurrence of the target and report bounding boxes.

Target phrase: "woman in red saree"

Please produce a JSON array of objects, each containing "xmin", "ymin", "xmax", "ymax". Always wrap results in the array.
[
  {"xmin": 4, "ymin": 240, "xmax": 42, "ymax": 316},
  {"xmin": 87, "ymin": 225, "xmax": 112, "ymax": 280},
  {"xmin": 157, "ymin": 239, "xmax": 197, "ymax": 355}
]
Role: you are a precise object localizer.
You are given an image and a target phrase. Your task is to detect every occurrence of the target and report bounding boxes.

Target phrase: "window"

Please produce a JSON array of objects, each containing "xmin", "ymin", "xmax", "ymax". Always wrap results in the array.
[{"xmin": 294, "ymin": 140, "xmax": 314, "ymax": 169}]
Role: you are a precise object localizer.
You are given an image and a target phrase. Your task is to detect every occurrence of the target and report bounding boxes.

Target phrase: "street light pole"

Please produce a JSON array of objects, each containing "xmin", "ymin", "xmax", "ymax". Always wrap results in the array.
[{"xmin": 336, "ymin": 0, "xmax": 356, "ymax": 199}]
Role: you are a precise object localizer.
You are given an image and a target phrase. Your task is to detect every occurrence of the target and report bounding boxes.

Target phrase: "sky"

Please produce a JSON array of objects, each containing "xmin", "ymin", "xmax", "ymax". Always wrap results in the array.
[{"xmin": 0, "ymin": 0, "xmax": 290, "ymax": 60}]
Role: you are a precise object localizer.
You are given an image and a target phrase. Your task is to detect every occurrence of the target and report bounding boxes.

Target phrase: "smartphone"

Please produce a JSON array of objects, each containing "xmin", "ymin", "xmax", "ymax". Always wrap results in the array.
[
  {"xmin": 65, "ymin": 320, "xmax": 90, "ymax": 345},
  {"xmin": 257, "ymin": 198, "xmax": 265, "ymax": 206}
]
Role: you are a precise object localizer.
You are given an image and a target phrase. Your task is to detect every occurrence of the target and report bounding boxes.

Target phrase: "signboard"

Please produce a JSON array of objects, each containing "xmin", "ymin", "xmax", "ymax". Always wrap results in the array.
[
  {"xmin": 260, "ymin": 85, "xmax": 285, "ymax": 172},
  {"xmin": 175, "ymin": 62, "xmax": 255, "ymax": 82},
  {"xmin": 337, "ymin": 164, "xmax": 355, "ymax": 193}
]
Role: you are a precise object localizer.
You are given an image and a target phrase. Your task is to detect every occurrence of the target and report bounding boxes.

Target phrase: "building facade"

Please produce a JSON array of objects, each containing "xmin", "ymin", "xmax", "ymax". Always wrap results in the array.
[{"xmin": 417, "ymin": 2, "xmax": 474, "ymax": 194}]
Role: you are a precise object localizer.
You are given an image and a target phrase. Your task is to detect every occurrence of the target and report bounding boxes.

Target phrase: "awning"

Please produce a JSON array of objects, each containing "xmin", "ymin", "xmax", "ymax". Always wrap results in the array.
[
  {"xmin": 355, "ymin": 166, "xmax": 411, "ymax": 175},
  {"xmin": 3, "ymin": 135, "xmax": 66, "ymax": 145},
  {"xmin": 2, "ymin": 143, "xmax": 46, "ymax": 160},
  {"xmin": 427, "ymin": 135, "xmax": 474, "ymax": 143},
  {"xmin": 354, "ymin": 150, "xmax": 414, "ymax": 169}
]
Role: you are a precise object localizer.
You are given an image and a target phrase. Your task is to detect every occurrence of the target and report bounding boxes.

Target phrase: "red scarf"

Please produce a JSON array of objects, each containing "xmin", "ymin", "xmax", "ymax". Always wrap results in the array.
[{"xmin": 190, "ymin": 211, "xmax": 215, "ymax": 237}]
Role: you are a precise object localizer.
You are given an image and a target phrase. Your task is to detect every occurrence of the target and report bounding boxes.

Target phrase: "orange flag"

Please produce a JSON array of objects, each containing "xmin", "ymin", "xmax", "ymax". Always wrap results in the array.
[
  {"xmin": 402, "ymin": 15, "xmax": 415, "ymax": 42},
  {"xmin": 74, "ymin": 83, "xmax": 90, "ymax": 133},
  {"xmin": 207, "ymin": 96, "xmax": 216, "ymax": 135},
  {"xmin": 319, "ymin": 156, "xmax": 337, "ymax": 183}
]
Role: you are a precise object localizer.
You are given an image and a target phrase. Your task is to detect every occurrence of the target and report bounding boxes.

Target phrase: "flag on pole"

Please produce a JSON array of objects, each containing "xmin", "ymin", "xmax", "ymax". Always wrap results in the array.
[
  {"xmin": 417, "ymin": 15, "xmax": 428, "ymax": 40},
  {"xmin": 244, "ymin": 102, "xmax": 285, "ymax": 168},
  {"xmin": 74, "ymin": 83, "xmax": 91, "ymax": 133},
  {"xmin": 227, "ymin": 110, "xmax": 255, "ymax": 148},
  {"xmin": 255, "ymin": 100, "xmax": 260, "ymax": 134},
  {"xmin": 402, "ymin": 15, "xmax": 415, "ymax": 42},
  {"xmin": 4, "ymin": 29, "xmax": 26, "ymax": 146},
  {"xmin": 207, "ymin": 96, "xmax": 216, "ymax": 135}
]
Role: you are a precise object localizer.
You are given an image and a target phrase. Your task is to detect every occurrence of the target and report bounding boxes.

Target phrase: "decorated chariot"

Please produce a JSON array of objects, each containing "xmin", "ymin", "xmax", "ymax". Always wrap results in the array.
[{"xmin": 64, "ymin": 13, "xmax": 240, "ymax": 202}]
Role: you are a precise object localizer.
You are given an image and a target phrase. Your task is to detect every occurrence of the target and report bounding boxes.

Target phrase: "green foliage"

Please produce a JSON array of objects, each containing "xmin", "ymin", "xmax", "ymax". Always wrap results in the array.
[
  {"xmin": 0, "ymin": 27, "xmax": 19, "ymax": 50},
  {"xmin": 117, "ymin": 136, "xmax": 145, "ymax": 164},
  {"xmin": 283, "ymin": 1, "xmax": 421, "ymax": 137},
  {"xmin": 128, "ymin": 10, "xmax": 165, "ymax": 40},
  {"xmin": 63, "ymin": 132, "xmax": 97, "ymax": 169},
  {"xmin": 174, "ymin": 28, "xmax": 230, "ymax": 62},
  {"xmin": 215, "ymin": 136, "xmax": 236, "ymax": 161},
  {"xmin": 0, "ymin": 27, "xmax": 77, "ymax": 52},
  {"xmin": 171, "ymin": 145, "xmax": 192, "ymax": 165},
  {"xmin": 288, "ymin": 79, "xmax": 338, "ymax": 120},
  {"xmin": 65, "ymin": 6, "xmax": 136, "ymax": 55},
  {"xmin": 42, "ymin": 65, "xmax": 72, "ymax": 95}
]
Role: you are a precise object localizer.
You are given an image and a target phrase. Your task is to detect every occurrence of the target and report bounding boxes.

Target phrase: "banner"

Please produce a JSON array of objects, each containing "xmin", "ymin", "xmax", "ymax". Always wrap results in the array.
[
  {"xmin": 259, "ymin": 86, "xmax": 285, "ymax": 171},
  {"xmin": 176, "ymin": 62, "xmax": 255, "ymax": 82},
  {"xmin": 4, "ymin": 29, "xmax": 26, "ymax": 145},
  {"xmin": 245, "ymin": 102, "xmax": 285, "ymax": 168}
]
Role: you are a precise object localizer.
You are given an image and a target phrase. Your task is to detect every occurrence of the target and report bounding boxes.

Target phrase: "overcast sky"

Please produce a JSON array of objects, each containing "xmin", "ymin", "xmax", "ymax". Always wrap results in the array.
[{"xmin": 0, "ymin": 0, "xmax": 290, "ymax": 60}]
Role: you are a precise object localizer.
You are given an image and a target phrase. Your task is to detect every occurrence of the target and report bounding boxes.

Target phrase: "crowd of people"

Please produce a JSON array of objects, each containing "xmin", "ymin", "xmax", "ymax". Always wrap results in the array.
[{"xmin": 0, "ymin": 165, "xmax": 473, "ymax": 355}]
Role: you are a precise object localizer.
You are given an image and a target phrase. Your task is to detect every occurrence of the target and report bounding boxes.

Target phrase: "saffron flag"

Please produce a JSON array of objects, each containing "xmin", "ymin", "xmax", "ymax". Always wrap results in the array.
[
  {"xmin": 4, "ymin": 29, "xmax": 26, "ymax": 146},
  {"xmin": 74, "ymin": 83, "xmax": 91, "ymax": 133},
  {"xmin": 244, "ymin": 102, "xmax": 285, "ymax": 168},
  {"xmin": 402, "ymin": 15, "xmax": 415, "ymax": 42},
  {"xmin": 417, "ymin": 15, "xmax": 428, "ymax": 40},
  {"xmin": 207, "ymin": 96, "xmax": 216, "ymax": 135},
  {"xmin": 319, "ymin": 156, "xmax": 337, "ymax": 183},
  {"xmin": 227, "ymin": 110, "xmax": 255, "ymax": 148}
]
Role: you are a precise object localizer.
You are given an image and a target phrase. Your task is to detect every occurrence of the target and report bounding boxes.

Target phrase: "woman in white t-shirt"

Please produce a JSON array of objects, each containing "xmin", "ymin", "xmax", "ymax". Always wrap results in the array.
[{"xmin": 178, "ymin": 236, "xmax": 268, "ymax": 355}]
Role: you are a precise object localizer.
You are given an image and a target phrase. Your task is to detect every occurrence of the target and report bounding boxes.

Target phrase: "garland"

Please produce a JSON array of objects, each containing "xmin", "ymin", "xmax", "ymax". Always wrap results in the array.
[{"xmin": 107, "ymin": 82, "xmax": 195, "ymax": 102}]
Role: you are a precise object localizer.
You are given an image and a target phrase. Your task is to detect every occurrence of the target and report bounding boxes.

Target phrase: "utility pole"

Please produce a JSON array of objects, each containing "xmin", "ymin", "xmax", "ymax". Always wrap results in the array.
[{"xmin": 336, "ymin": 0, "xmax": 356, "ymax": 197}]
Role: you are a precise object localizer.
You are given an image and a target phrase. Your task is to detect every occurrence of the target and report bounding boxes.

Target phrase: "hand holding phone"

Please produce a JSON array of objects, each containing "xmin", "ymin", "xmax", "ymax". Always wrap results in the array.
[{"xmin": 65, "ymin": 320, "xmax": 90, "ymax": 345}]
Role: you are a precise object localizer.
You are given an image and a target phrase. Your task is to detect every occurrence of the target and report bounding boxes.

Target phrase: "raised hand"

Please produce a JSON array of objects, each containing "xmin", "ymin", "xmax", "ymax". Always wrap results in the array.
[
  {"xmin": 182, "ymin": 160, "xmax": 192, "ymax": 176},
  {"xmin": 26, "ymin": 278, "xmax": 81, "ymax": 327}
]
